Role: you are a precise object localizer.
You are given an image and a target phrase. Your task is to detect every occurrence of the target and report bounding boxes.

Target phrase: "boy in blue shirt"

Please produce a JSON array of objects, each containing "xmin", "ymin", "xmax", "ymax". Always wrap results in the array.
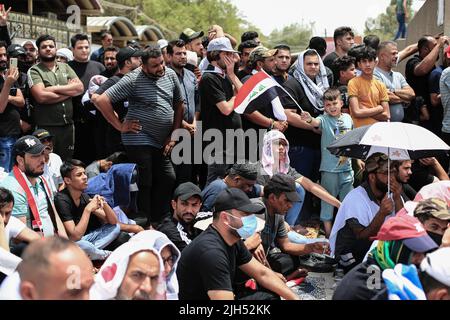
[{"xmin": 302, "ymin": 88, "xmax": 357, "ymax": 238}]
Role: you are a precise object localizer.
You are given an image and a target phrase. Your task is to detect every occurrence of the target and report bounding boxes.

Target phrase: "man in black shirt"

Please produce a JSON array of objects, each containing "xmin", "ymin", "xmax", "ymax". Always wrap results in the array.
[
  {"xmin": 100, "ymin": 46, "xmax": 118, "ymax": 78},
  {"xmin": 91, "ymin": 47, "xmax": 142, "ymax": 159},
  {"xmin": 55, "ymin": 159, "xmax": 129, "ymax": 260},
  {"xmin": 68, "ymin": 34, "xmax": 105, "ymax": 165},
  {"xmin": 158, "ymin": 182, "xmax": 203, "ymax": 252},
  {"xmin": 177, "ymin": 188, "xmax": 299, "ymax": 300},
  {"xmin": 323, "ymin": 27, "xmax": 355, "ymax": 70},
  {"xmin": 406, "ymin": 35, "xmax": 449, "ymax": 135},
  {"xmin": 0, "ymin": 41, "xmax": 25, "ymax": 172},
  {"xmin": 200, "ymin": 37, "xmax": 243, "ymax": 185}
]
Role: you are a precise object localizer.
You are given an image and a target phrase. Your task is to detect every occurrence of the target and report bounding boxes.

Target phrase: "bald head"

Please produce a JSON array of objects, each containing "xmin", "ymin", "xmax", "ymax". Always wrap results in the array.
[{"xmin": 18, "ymin": 237, "xmax": 94, "ymax": 300}]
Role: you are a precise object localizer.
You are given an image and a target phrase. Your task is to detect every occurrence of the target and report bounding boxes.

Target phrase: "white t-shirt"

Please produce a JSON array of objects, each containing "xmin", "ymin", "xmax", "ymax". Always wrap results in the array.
[
  {"xmin": 4, "ymin": 216, "xmax": 26, "ymax": 243},
  {"xmin": 44, "ymin": 153, "xmax": 63, "ymax": 194}
]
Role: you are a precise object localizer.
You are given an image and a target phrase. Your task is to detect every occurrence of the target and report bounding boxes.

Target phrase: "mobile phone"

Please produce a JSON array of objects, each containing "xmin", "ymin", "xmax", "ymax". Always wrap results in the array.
[
  {"xmin": 9, "ymin": 57, "xmax": 17, "ymax": 69},
  {"xmin": 9, "ymin": 88, "xmax": 17, "ymax": 96}
]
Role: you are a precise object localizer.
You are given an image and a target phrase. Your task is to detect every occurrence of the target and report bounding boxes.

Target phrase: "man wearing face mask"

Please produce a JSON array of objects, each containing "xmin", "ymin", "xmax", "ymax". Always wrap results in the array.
[
  {"xmin": 412, "ymin": 198, "xmax": 450, "ymax": 246},
  {"xmin": 95, "ymin": 45, "xmax": 184, "ymax": 226},
  {"xmin": 177, "ymin": 188, "xmax": 299, "ymax": 300}
]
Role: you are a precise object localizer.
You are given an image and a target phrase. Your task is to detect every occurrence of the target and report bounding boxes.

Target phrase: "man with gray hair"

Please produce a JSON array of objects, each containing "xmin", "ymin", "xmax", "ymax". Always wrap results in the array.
[
  {"xmin": 95, "ymin": 45, "xmax": 185, "ymax": 226},
  {"xmin": 374, "ymin": 41, "xmax": 415, "ymax": 122},
  {"xmin": 201, "ymin": 162, "xmax": 262, "ymax": 212}
]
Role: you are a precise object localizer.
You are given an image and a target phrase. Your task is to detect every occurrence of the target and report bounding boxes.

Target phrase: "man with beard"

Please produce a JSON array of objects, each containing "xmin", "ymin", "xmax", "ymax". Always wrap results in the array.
[
  {"xmin": 392, "ymin": 160, "xmax": 416, "ymax": 201},
  {"xmin": 157, "ymin": 182, "xmax": 203, "ymax": 252},
  {"xmin": 91, "ymin": 47, "xmax": 142, "ymax": 159},
  {"xmin": 95, "ymin": 45, "xmax": 184, "ymax": 226},
  {"xmin": 0, "ymin": 136, "xmax": 67, "ymax": 238},
  {"xmin": 272, "ymin": 44, "xmax": 292, "ymax": 85},
  {"xmin": 0, "ymin": 42, "xmax": 25, "ymax": 172},
  {"xmin": 28, "ymin": 34, "xmax": 84, "ymax": 161},
  {"xmin": 166, "ymin": 40, "xmax": 199, "ymax": 185},
  {"xmin": 330, "ymin": 153, "xmax": 404, "ymax": 273},
  {"xmin": 21, "ymin": 41, "xmax": 38, "ymax": 73},
  {"xmin": 68, "ymin": 34, "xmax": 105, "ymax": 165},
  {"xmin": 101, "ymin": 46, "xmax": 118, "ymax": 78}
]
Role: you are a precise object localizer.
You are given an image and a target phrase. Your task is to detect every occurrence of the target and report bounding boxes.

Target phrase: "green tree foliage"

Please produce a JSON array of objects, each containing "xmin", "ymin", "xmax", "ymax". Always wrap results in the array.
[
  {"xmin": 364, "ymin": 0, "xmax": 414, "ymax": 40},
  {"xmin": 266, "ymin": 22, "xmax": 313, "ymax": 52}
]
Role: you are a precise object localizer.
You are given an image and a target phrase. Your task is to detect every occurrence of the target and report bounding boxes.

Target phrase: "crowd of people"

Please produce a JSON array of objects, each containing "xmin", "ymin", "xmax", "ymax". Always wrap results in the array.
[{"xmin": 0, "ymin": 6, "xmax": 449, "ymax": 300}]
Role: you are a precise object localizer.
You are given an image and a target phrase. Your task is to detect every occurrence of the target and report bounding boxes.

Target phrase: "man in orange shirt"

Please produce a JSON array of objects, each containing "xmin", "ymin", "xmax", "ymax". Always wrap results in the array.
[{"xmin": 348, "ymin": 47, "xmax": 390, "ymax": 128}]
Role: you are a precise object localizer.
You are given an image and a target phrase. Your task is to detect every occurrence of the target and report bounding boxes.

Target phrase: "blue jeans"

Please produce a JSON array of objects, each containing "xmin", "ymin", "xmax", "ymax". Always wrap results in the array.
[
  {"xmin": 320, "ymin": 171, "xmax": 354, "ymax": 222},
  {"xmin": 0, "ymin": 136, "xmax": 17, "ymax": 172},
  {"xmin": 284, "ymin": 183, "xmax": 306, "ymax": 226},
  {"xmin": 77, "ymin": 224, "xmax": 120, "ymax": 260},
  {"xmin": 394, "ymin": 13, "xmax": 406, "ymax": 40},
  {"xmin": 288, "ymin": 145, "xmax": 321, "ymax": 222}
]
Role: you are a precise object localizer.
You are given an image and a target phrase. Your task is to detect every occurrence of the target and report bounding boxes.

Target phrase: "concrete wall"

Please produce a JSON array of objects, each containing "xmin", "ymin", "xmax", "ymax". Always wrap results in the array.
[{"xmin": 396, "ymin": 0, "xmax": 447, "ymax": 74}]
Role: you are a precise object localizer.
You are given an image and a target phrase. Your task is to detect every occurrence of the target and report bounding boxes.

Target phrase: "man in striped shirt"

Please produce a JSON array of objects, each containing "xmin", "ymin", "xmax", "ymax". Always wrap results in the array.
[{"xmin": 95, "ymin": 45, "xmax": 184, "ymax": 226}]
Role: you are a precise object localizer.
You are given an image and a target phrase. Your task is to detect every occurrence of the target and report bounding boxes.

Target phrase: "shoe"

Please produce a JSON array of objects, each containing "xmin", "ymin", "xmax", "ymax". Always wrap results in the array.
[{"xmin": 298, "ymin": 254, "xmax": 336, "ymax": 273}]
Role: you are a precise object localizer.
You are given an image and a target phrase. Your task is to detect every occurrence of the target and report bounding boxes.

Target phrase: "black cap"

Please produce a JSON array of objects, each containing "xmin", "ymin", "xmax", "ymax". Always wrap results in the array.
[
  {"xmin": 229, "ymin": 163, "xmax": 258, "ymax": 181},
  {"xmin": 32, "ymin": 129, "xmax": 53, "ymax": 141},
  {"xmin": 173, "ymin": 182, "xmax": 202, "ymax": 201},
  {"xmin": 7, "ymin": 44, "xmax": 26, "ymax": 58},
  {"xmin": 116, "ymin": 47, "xmax": 144, "ymax": 63},
  {"xmin": 267, "ymin": 174, "xmax": 301, "ymax": 202},
  {"xmin": 213, "ymin": 188, "xmax": 265, "ymax": 214},
  {"xmin": 13, "ymin": 135, "xmax": 46, "ymax": 155},
  {"xmin": 127, "ymin": 39, "xmax": 141, "ymax": 50}
]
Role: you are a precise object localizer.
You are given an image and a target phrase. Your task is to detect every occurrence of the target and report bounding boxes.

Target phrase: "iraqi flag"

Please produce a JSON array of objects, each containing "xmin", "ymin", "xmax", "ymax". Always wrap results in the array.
[{"xmin": 234, "ymin": 71, "xmax": 288, "ymax": 121}]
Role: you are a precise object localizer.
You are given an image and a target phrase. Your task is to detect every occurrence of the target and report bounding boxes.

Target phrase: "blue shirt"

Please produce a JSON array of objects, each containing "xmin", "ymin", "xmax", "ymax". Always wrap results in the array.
[{"xmin": 318, "ymin": 113, "xmax": 353, "ymax": 173}]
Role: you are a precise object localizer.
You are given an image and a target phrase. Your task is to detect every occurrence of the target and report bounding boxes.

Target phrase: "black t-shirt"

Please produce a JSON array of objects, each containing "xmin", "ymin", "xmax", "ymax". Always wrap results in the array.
[
  {"xmin": 405, "ymin": 55, "xmax": 434, "ymax": 106},
  {"xmin": 95, "ymin": 74, "xmax": 127, "ymax": 120},
  {"xmin": 54, "ymin": 189, "xmax": 103, "ymax": 234},
  {"xmin": 68, "ymin": 60, "xmax": 106, "ymax": 122},
  {"xmin": 176, "ymin": 226, "xmax": 252, "ymax": 300},
  {"xmin": 157, "ymin": 214, "xmax": 200, "ymax": 252},
  {"xmin": 332, "ymin": 258, "xmax": 386, "ymax": 300},
  {"xmin": 408, "ymin": 160, "xmax": 435, "ymax": 192},
  {"xmin": 200, "ymin": 67, "xmax": 242, "ymax": 133},
  {"xmin": 323, "ymin": 52, "xmax": 339, "ymax": 70},
  {"xmin": 0, "ymin": 77, "xmax": 21, "ymax": 137},
  {"xmin": 281, "ymin": 77, "xmax": 321, "ymax": 148}
]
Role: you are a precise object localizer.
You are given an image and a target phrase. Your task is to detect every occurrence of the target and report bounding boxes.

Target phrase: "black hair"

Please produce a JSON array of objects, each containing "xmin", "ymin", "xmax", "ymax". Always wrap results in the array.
[
  {"xmin": 70, "ymin": 33, "xmax": 90, "ymax": 49},
  {"xmin": 363, "ymin": 35, "xmax": 380, "ymax": 50},
  {"xmin": 333, "ymin": 55, "xmax": 356, "ymax": 73},
  {"xmin": 323, "ymin": 87, "xmax": 342, "ymax": 102},
  {"xmin": 418, "ymin": 35, "xmax": 433, "ymax": 51},
  {"xmin": 142, "ymin": 45, "xmax": 162, "ymax": 64},
  {"xmin": 241, "ymin": 31, "xmax": 259, "ymax": 43},
  {"xmin": 0, "ymin": 187, "xmax": 14, "ymax": 208},
  {"xmin": 0, "ymin": 40, "xmax": 7, "ymax": 51},
  {"xmin": 356, "ymin": 46, "xmax": 377, "ymax": 63},
  {"xmin": 166, "ymin": 39, "xmax": 186, "ymax": 56},
  {"xmin": 101, "ymin": 31, "xmax": 112, "ymax": 40},
  {"xmin": 238, "ymin": 39, "xmax": 259, "ymax": 54},
  {"xmin": 104, "ymin": 46, "xmax": 118, "ymax": 54},
  {"xmin": 308, "ymin": 37, "xmax": 327, "ymax": 57},
  {"xmin": 207, "ymin": 50, "xmax": 221, "ymax": 62},
  {"xmin": 419, "ymin": 270, "xmax": 450, "ymax": 294},
  {"xmin": 274, "ymin": 44, "xmax": 291, "ymax": 52},
  {"xmin": 304, "ymin": 49, "xmax": 318, "ymax": 58},
  {"xmin": 201, "ymin": 36, "xmax": 209, "ymax": 51},
  {"xmin": 333, "ymin": 27, "xmax": 354, "ymax": 45},
  {"xmin": 60, "ymin": 159, "xmax": 86, "ymax": 179},
  {"xmin": 36, "ymin": 34, "xmax": 56, "ymax": 50},
  {"xmin": 105, "ymin": 151, "xmax": 128, "ymax": 164},
  {"xmin": 263, "ymin": 182, "xmax": 286, "ymax": 200}
]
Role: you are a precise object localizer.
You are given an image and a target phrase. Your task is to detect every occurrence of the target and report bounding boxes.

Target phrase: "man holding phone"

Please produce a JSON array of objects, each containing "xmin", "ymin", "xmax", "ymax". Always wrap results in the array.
[{"xmin": 0, "ymin": 40, "xmax": 25, "ymax": 172}]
